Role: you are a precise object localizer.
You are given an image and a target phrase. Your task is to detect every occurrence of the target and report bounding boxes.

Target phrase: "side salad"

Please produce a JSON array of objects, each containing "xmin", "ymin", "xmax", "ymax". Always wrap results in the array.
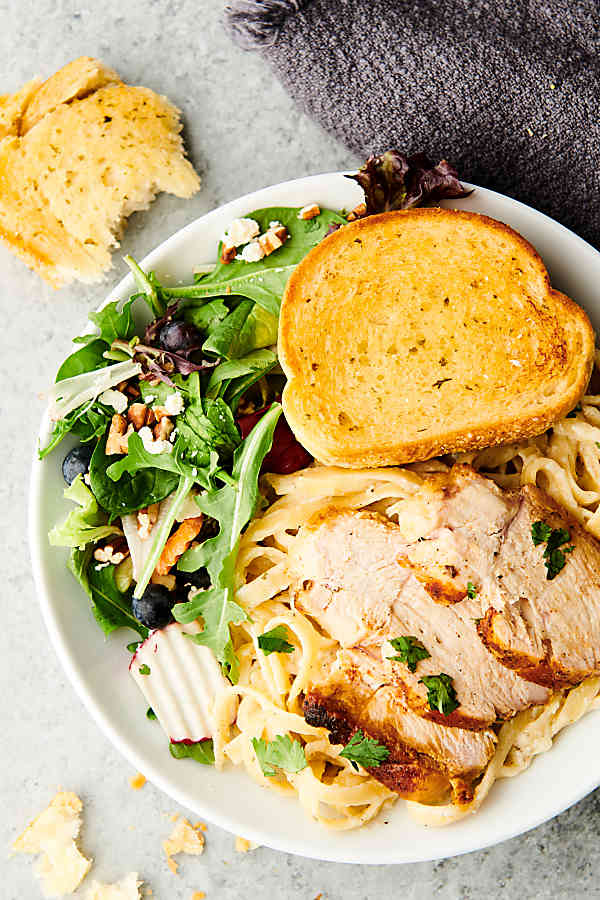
[{"xmin": 42, "ymin": 151, "xmax": 469, "ymax": 754}]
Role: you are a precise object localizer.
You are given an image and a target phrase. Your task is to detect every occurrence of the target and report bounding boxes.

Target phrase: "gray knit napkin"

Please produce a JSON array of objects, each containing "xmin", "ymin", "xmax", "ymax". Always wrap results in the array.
[{"xmin": 225, "ymin": 0, "xmax": 600, "ymax": 248}]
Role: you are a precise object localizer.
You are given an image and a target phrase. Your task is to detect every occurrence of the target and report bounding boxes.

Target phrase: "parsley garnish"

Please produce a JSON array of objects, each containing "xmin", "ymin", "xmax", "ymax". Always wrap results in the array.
[
  {"xmin": 531, "ymin": 521, "xmax": 574, "ymax": 579},
  {"xmin": 251, "ymin": 734, "xmax": 307, "ymax": 777},
  {"xmin": 146, "ymin": 707, "xmax": 157, "ymax": 720},
  {"xmin": 566, "ymin": 403, "xmax": 582, "ymax": 418},
  {"xmin": 138, "ymin": 663, "xmax": 151, "ymax": 675},
  {"xmin": 170, "ymin": 739, "xmax": 215, "ymax": 766},
  {"xmin": 127, "ymin": 641, "xmax": 142, "ymax": 654},
  {"xmin": 387, "ymin": 635, "xmax": 430, "ymax": 672},
  {"xmin": 257, "ymin": 624, "xmax": 294, "ymax": 656},
  {"xmin": 419, "ymin": 674, "xmax": 459, "ymax": 715},
  {"xmin": 466, "ymin": 581, "xmax": 477, "ymax": 599},
  {"xmin": 339, "ymin": 730, "xmax": 390, "ymax": 769}
]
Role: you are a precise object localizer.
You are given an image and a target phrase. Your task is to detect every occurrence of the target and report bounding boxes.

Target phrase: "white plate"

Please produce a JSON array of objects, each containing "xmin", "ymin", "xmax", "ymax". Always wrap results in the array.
[{"xmin": 29, "ymin": 172, "xmax": 600, "ymax": 865}]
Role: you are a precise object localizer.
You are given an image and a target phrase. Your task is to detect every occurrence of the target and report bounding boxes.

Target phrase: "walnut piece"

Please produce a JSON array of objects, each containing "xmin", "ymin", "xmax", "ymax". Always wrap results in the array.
[
  {"xmin": 127, "ymin": 403, "xmax": 148, "ymax": 430},
  {"xmin": 106, "ymin": 414, "xmax": 134, "ymax": 455},
  {"xmin": 154, "ymin": 417, "xmax": 174, "ymax": 441},
  {"xmin": 347, "ymin": 201, "xmax": 367, "ymax": 221},
  {"xmin": 137, "ymin": 503, "xmax": 160, "ymax": 540},
  {"xmin": 298, "ymin": 203, "xmax": 321, "ymax": 220},
  {"xmin": 94, "ymin": 538, "xmax": 129, "ymax": 565}
]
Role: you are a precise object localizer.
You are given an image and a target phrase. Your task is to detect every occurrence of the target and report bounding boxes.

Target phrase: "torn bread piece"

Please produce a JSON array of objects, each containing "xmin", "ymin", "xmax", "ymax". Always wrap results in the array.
[
  {"xmin": 20, "ymin": 55, "xmax": 120, "ymax": 133},
  {"xmin": 83, "ymin": 872, "xmax": 142, "ymax": 900},
  {"xmin": 163, "ymin": 818, "xmax": 205, "ymax": 875},
  {"xmin": 0, "ymin": 58, "xmax": 199, "ymax": 287},
  {"xmin": 11, "ymin": 791, "xmax": 92, "ymax": 897}
]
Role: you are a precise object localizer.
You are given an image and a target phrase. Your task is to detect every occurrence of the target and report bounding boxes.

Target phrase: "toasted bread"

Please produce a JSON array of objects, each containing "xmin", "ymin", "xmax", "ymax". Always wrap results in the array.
[
  {"xmin": 0, "ymin": 79, "xmax": 41, "ymax": 139},
  {"xmin": 20, "ymin": 56, "xmax": 119, "ymax": 134},
  {"xmin": 279, "ymin": 208, "xmax": 595, "ymax": 467},
  {"xmin": 0, "ymin": 59, "xmax": 199, "ymax": 287}
]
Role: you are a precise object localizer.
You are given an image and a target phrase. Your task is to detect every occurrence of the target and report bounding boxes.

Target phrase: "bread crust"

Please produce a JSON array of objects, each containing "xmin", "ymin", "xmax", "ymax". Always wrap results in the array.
[{"xmin": 279, "ymin": 207, "xmax": 595, "ymax": 467}]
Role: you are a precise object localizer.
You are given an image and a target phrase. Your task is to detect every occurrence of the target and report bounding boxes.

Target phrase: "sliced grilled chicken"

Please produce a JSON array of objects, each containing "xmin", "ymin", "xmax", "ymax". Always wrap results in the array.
[
  {"xmin": 304, "ymin": 648, "xmax": 496, "ymax": 802},
  {"xmin": 288, "ymin": 464, "xmax": 600, "ymax": 800},
  {"xmin": 481, "ymin": 484, "xmax": 600, "ymax": 687}
]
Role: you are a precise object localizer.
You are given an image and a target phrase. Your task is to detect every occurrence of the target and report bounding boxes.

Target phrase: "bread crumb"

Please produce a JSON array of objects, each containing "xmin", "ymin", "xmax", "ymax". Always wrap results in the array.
[
  {"xmin": 163, "ymin": 818, "xmax": 205, "ymax": 875},
  {"xmin": 84, "ymin": 872, "xmax": 142, "ymax": 899},
  {"xmin": 191, "ymin": 893, "xmax": 206, "ymax": 900},
  {"xmin": 235, "ymin": 836, "xmax": 259, "ymax": 853},
  {"xmin": 193, "ymin": 822, "xmax": 207, "ymax": 832},
  {"xmin": 129, "ymin": 773, "xmax": 146, "ymax": 791},
  {"xmin": 11, "ymin": 790, "xmax": 92, "ymax": 896}
]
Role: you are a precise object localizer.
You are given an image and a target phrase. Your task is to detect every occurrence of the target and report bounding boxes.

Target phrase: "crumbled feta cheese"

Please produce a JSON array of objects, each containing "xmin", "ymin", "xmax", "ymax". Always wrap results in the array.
[
  {"xmin": 169, "ymin": 428, "xmax": 178, "ymax": 444},
  {"xmin": 138, "ymin": 426, "xmax": 173, "ymax": 455},
  {"xmin": 84, "ymin": 872, "xmax": 142, "ymax": 899},
  {"xmin": 269, "ymin": 220, "xmax": 282, "ymax": 228},
  {"xmin": 143, "ymin": 395, "xmax": 155, "ymax": 404},
  {"xmin": 11, "ymin": 791, "xmax": 92, "ymax": 896},
  {"xmin": 163, "ymin": 818, "xmax": 204, "ymax": 875},
  {"xmin": 224, "ymin": 217, "xmax": 260, "ymax": 247},
  {"xmin": 164, "ymin": 391, "xmax": 184, "ymax": 416},
  {"xmin": 99, "ymin": 389, "xmax": 128, "ymax": 414},
  {"xmin": 240, "ymin": 240, "xmax": 265, "ymax": 263}
]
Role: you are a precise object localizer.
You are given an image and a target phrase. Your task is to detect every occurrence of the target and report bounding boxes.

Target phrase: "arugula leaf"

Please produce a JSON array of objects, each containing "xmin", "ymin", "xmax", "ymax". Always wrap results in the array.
[
  {"xmin": 124, "ymin": 255, "xmax": 165, "ymax": 318},
  {"xmin": 387, "ymin": 635, "xmax": 430, "ymax": 672},
  {"xmin": 133, "ymin": 475, "xmax": 194, "ymax": 599},
  {"xmin": 49, "ymin": 475, "xmax": 121, "ymax": 549},
  {"xmin": 531, "ymin": 521, "xmax": 552, "ymax": 546},
  {"xmin": 174, "ymin": 404, "xmax": 283, "ymax": 680},
  {"xmin": 87, "ymin": 297, "xmax": 137, "ymax": 345},
  {"xmin": 170, "ymin": 739, "xmax": 215, "ymax": 766},
  {"xmin": 56, "ymin": 339, "xmax": 110, "ymax": 382},
  {"xmin": 90, "ymin": 434, "xmax": 180, "ymax": 517},
  {"xmin": 39, "ymin": 398, "xmax": 113, "ymax": 459},
  {"xmin": 339, "ymin": 730, "xmax": 390, "ymax": 769},
  {"xmin": 466, "ymin": 581, "xmax": 477, "ymax": 599},
  {"xmin": 206, "ymin": 349, "xmax": 277, "ymax": 399},
  {"xmin": 68, "ymin": 546, "xmax": 147, "ymax": 638},
  {"xmin": 419, "ymin": 674, "xmax": 459, "ymax": 716},
  {"xmin": 251, "ymin": 734, "xmax": 307, "ymax": 776},
  {"xmin": 257, "ymin": 624, "xmax": 294, "ymax": 656},
  {"xmin": 161, "ymin": 207, "xmax": 347, "ymax": 316}
]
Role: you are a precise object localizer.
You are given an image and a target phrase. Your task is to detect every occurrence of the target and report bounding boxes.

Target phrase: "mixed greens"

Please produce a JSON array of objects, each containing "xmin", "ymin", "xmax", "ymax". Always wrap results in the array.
[{"xmin": 43, "ymin": 152, "xmax": 470, "ymax": 768}]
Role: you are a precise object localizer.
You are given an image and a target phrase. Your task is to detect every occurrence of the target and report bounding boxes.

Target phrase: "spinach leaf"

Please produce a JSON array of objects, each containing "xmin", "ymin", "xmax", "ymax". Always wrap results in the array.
[
  {"xmin": 90, "ymin": 434, "xmax": 179, "ymax": 517},
  {"xmin": 202, "ymin": 300, "xmax": 254, "ymax": 359},
  {"xmin": 74, "ymin": 298, "xmax": 137, "ymax": 347},
  {"xmin": 56, "ymin": 339, "xmax": 110, "ymax": 382},
  {"xmin": 161, "ymin": 206, "xmax": 347, "ymax": 316},
  {"xmin": 174, "ymin": 404, "xmax": 283, "ymax": 680},
  {"xmin": 69, "ymin": 546, "xmax": 147, "ymax": 638},
  {"xmin": 183, "ymin": 298, "xmax": 229, "ymax": 334}
]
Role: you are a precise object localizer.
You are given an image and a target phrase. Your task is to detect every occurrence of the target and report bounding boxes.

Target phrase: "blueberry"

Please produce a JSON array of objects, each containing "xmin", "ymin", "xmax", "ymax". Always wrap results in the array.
[
  {"xmin": 62, "ymin": 444, "xmax": 94, "ymax": 485},
  {"xmin": 175, "ymin": 567, "xmax": 211, "ymax": 592},
  {"xmin": 132, "ymin": 585, "xmax": 176, "ymax": 630},
  {"xmin": 159, "ymin": 321, "xmax": 199, "ymax": 353}
]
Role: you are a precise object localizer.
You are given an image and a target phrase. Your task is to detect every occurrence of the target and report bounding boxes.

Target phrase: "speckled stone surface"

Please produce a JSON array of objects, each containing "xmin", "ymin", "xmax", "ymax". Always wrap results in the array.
[{"xmin": 1, "ymin": 3, "xmax": 598, "ymax": 898}]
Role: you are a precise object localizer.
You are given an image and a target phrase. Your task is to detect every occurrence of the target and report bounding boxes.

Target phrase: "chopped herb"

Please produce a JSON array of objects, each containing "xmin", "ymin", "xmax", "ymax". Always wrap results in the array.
[
  {"xmin": 257, "ymin": 624, "xmax": 294, "ymax": 656},
  {"xmin": 566, "ymin": 403, "xmax": 582, "ymax": 418},
  {"xmin": 531, "ymin": 521, "xmax": 574, "ymax": 579},
  {"xmin": 251, "ymin": 734, "xmax": 307, "ymax": 777},
  {"xmin": 531, "ymin": 521, "xmax": 552, "ymax": 546},
  {"xmin": 419, "ymin": 673, "xmax": 459, "ymax": 716},
  {"xmin": 339, "ymin": 730, "xmax": 390, "ymax": 769},
  {"xmin": 127, "ymin": 641, "xmax": 142, "ymax": 654},
  {"xmin": 146, "ymin": 707, "xmax": 157, "ymax": 720},
  {"xmin": 170, "ymin": 739, "xmax": 215, "ymax": 766},
  {"xmin": 138, "ymin": 663, "xmax": 151, "ymax": 675},
  {"xmin": 466, "ymin": 581, "xmax": 477, "ymax": 599},
  {"xmin": 387, "ymin": 635, "xmax": 430, "ymax": 672}
]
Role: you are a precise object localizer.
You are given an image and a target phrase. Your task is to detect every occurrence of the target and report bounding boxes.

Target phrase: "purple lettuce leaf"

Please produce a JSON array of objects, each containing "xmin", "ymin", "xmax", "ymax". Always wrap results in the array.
[{"xmin": 347, "ymin": 150, "xmax": 472, "ymax": 216}]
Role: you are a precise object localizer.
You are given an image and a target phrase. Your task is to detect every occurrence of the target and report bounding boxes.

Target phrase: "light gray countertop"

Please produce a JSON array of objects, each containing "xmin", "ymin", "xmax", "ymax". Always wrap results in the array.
[{"xmin": 1, "ymin": 2, "xmax": 597, "ymax": 898}]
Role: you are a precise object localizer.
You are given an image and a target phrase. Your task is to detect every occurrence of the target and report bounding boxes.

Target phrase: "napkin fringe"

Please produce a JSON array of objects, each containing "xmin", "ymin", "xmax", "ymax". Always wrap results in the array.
[{"xmin": 224, "ymin": 0, "xmax": 310, "ymax": 49}]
